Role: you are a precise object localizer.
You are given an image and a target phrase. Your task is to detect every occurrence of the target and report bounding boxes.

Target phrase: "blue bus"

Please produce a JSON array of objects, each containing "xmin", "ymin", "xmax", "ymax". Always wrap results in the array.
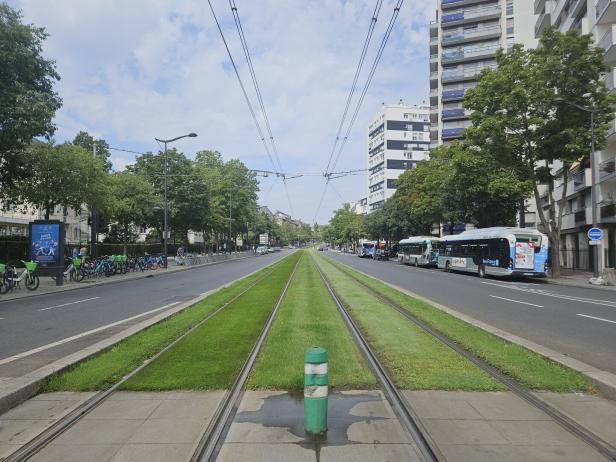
[{"xmin": 437, "ymin": 227, "xmax": 548, "ymax": 278}]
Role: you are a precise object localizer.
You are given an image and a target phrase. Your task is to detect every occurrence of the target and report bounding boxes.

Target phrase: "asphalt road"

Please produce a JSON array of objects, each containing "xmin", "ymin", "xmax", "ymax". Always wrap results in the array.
[
  {"xmin": 0, "ymin": 251, "xmax": 289, "ymax": 377},
  {"xmin": 327, "ymin": 252, "xmax": 616, "ymax": 374}
]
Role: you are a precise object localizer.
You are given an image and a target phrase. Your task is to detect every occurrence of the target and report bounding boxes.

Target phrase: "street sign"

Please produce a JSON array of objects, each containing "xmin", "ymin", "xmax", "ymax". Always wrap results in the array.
[{"xmin": 587, "ymin": 228, "xmax": 603, "ymax": 241}]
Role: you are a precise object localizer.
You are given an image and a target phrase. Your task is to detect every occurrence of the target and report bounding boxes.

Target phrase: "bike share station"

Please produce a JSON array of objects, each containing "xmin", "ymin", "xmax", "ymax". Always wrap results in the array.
[{"xmin": 30, "ymin": 220, "xmax": 65, "ymax": 286}]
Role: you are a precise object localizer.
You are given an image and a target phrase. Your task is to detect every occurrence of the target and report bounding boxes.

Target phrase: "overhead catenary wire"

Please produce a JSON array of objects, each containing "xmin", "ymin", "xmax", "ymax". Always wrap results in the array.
[{"xmin": 226, "ymin": 0, "xmax": 295, "ymax": 217}]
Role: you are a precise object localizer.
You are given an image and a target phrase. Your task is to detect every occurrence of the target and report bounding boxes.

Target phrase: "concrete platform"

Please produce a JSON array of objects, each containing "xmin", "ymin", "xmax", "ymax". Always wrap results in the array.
[
  {"xmin": 1, "ymin": 391, "xmax": 225, "ymax": 462},
  {"xmin": 217, "ymin": 390, "xmax": 422, "ymax": 462},
  {"xmin": 403, "ymin": 390, "xmax": 611, "ymax": 462}
]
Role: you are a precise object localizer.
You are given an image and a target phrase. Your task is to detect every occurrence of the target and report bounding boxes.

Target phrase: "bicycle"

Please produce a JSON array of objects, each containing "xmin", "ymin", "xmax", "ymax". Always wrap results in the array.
[
  {"xmin": 0, "ymin": 263, "xmax": 7, "ymax": 295},
  {"xmin": 63, "ymin": 257, "xmax": 84, "ymax": 282},
  {"xmin": 2, "ymin": 260, "xmax": 40, "ymax": 292}
]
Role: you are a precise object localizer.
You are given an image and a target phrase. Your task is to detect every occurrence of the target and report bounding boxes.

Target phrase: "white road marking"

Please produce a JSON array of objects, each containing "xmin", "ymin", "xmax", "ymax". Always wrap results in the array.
[
  {"xmin": 577, "ymin": 314, "xmax": 616, "ymax": 325},
  {"xmin": 39, "ymin": 297, "xmax": 101, "ymax": 312},
  {"xmin": 0, "ymin": 301, "xmax": 180, "ymax": 366},
  {"xmin": 480, "ymin": 281, "xmax": 616, "ymax": 308},
  {"xmin": 490, "ymin": 295, "xmax": 543, "ymax": 308}
]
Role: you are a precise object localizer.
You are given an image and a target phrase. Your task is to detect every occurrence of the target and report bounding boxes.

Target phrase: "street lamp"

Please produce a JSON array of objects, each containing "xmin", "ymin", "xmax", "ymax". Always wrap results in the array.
[
  {"xmin": 154, "ymin": 133, "xmax": 197, "ymax": 268},
  {"xmin": 553, "ymin": 97, "xmax": 600, "ymax": 280}
]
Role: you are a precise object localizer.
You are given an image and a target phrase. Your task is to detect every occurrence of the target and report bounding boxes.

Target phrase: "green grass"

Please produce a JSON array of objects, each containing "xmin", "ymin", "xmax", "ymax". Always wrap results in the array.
[
  {"xmin": 120, "ymin": 252, "xmax": 301, "ymax": 390},
  {"xmin": 247, "ymin": 255, "xmax": 377, "ymax": 390},
  {"xmin": 316, "ymin": 255, "xmax": 503, "ymax": 391},
  {"xmin": 43, "ymin": 255, "xmax": 293, "ymax": 392},
  {"xmin": 320, "ymin": 254, "xmax": 591, "ymax": 392}
]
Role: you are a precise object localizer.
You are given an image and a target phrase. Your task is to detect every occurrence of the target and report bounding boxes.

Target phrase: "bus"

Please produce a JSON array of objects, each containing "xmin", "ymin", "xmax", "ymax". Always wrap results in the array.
[
  {"xmin": 358, "ymin": 240, "xmax": 376, "ymax": 258},
  {"xmin": 397, "ymin": 236, "xmax": 440, "ymax": 267},
  {"xmin": 437, "ymin": 227, "xmax": 548, "ymax": 278}
]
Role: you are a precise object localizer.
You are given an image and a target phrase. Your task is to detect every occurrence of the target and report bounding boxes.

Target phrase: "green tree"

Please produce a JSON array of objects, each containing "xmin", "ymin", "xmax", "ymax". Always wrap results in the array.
[
  {"xmin": 73, "ymin": 131, "xmax": 112, "ymax": 172},
  {"xmin": 328, "ymin": 203, "xmax": 365, "ymax": 249},
  {"xmin": 0, "ymin": 4, "xmax": 62, "ymax": 188},
  {"xmin": 10, "ymin": 140, "xmax": 108, "ymax": 219},
  {"xmin": 464, "ymin": 28, "xmax": 616, "ymax": 276}
]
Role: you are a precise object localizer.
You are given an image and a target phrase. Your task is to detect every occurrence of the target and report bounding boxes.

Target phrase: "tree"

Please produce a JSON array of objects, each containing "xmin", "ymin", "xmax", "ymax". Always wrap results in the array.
[
  {"xmin": 328, "ymin": 203, "xmax": 365, "ymax": 248},
  {"xmin": 73, "ymin": 131, "xmax": 112, "ymax": 172},
  {"xmin": 9, "ymin": 140, "xmax": 108, "ymax": 219},
  {"xmin": 0, "ymin": 4, "xmax": 62, "ymax": 189},
  {"xmin": 464, "ymin": 28, "xmax": 616, "ymax": 276}
]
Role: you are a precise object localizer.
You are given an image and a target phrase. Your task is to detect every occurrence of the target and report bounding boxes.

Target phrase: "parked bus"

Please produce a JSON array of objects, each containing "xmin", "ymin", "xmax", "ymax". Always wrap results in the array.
[
  {"xmin": 437, "ymin": 227, "xmax": 548, "ymax": 278},
  {"xmin": 358, "ymin": 240, "xmax": 376, "ymax": 258},
  {"xmin": 397, "ymin": 236, "xmax": 440, "ymax": 267}
]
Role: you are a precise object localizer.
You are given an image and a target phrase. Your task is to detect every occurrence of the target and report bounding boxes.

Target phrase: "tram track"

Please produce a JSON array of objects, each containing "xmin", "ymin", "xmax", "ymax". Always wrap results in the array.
[
  {"xmin": 3, "ymin": 257, "xmax": 296, "ymax": 462},
  {"xmin": 190, "ymin": 255, "xmax": 300, "ymax": 461},
  {"xmin": 312, "ymin": 255, "xmax": 443, "ymax": 462},
  {"xmin": 318, "ymin": 254, "xmax": 616, "ymax": 462}
]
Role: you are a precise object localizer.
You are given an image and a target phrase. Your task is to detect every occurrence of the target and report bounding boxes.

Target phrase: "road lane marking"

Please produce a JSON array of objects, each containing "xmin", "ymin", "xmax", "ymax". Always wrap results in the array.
[
  {"xmin": 480, "ymin": 281, "xmax": 616, "ymax": 308},
  {"xmin": 577, "ymin": 314, "xmax": 616, "ymax": 325},
  {"xmin": 39, "ymin": 297, "xmax": 101, "ymax": 312},
  {"xmin": 489, "ymin": 295, "xmax": 543, "ymax": 308},
  {"xmin": 0, "ymin": 302, "xmax": 180, "ymax": 366}
]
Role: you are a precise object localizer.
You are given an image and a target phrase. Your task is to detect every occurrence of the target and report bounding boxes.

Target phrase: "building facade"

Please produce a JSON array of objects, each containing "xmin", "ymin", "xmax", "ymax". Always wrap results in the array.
[
  {"xmin": 367, "ymin": 102, "xmax": 430, "ymax": 212},
  {"xmin": 430, "ymin": 0, "xmax": 537, "ymax": 146},
  {"xmin": 533, "ymin": 0, "xmax": 616, "ymax": 271}
]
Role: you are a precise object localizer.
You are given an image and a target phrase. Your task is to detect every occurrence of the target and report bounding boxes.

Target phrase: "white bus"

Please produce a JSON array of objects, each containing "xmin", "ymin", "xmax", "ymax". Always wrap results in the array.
[
  {"xmin": 397, "ymin": 236, "xmax": 440, "ymax": 267},
  {"xmin": 358, "ymin": 240, "xmax": 376, "ymax": 258},
  {"xmin": 437, "ymin": 227, "xmax": 548, "ymax": 278}
]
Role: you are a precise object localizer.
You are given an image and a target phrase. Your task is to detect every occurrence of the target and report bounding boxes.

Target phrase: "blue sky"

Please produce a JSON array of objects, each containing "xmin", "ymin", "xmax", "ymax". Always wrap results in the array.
[{"xmin": 9, "ymin": 0, "xmax": 436, "ymax": 224}]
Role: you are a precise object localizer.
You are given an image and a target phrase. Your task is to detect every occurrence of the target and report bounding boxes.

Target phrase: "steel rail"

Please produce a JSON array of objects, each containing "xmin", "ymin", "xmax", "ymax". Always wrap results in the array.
[
  {"xmin": 312, "ymin": 256, "xmax": 442, "ymax": 462},
  {"xmin": 324, "ymin": 255, "xmax": 616, "ymax": 462},
  {"xmin": 5, "ymin": 257, "xmax": 290, "ymax": 462},
  {"xmin": 192, "ymin": 255, "xmax": 301, "ymax": 462}
]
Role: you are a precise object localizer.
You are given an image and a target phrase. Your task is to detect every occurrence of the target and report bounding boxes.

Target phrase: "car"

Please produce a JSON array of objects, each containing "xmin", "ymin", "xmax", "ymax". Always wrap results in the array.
[{"xmin": 256, "ymin": 245, "xmax": 268, "ymax": 255}]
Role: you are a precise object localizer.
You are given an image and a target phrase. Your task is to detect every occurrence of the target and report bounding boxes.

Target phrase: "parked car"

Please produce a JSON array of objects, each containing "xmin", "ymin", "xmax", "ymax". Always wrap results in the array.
[{"xmin": 256, "ymin": 245, "xmax": 268, "ymax": 255}]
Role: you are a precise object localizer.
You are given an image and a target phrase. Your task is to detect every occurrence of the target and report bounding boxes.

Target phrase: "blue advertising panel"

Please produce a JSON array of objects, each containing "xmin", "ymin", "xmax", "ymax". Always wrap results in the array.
[{"xmin": 30, "ymin": 222, "xmax": 61, "ymax": 266}]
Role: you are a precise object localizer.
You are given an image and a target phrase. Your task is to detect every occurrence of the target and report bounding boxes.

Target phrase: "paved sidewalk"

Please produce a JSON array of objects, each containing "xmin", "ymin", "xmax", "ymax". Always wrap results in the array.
[
  {"xmin": 549, "ymin": 269, "xmax": 616, "ymax": 290},
  {"xmin": 0, "ymin": 252, "xmax": 251, "ymax": 302}
]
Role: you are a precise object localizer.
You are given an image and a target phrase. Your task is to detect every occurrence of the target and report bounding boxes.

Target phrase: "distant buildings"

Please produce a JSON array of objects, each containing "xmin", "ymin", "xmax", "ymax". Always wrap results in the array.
[
  {"xmin": 350, "ymin": 197, "xmax": 368, "ymax": 215},
  {"xmin": 366, "ymin": 101, "xmax": 431, "ymax": 212}
]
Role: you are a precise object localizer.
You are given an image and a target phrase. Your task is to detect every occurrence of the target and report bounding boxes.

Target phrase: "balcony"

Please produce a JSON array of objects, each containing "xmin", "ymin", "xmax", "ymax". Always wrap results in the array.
[
  {"xmin": 597, "ymin": 0, "xmax": 616, "ymax": 25},
  {"xmin": 430, "ymin": 71, "xmax": 439, "ymax": 81},
  {"xmin": 442, "ymin": 25, "xmax": 501, "ymax": 46},
  {"xmin": 441, "ymin": 0, "xmax": 491, "ymax": 8},
  {"xmin": 442, "ymin": 44, "xmax": 500, "ymax": 64},
  {"xmin": 442, "ymin": 88, "xmax": 466, "ymax": 101},
  {"xmin": 571, "ymin": 168, "xmax": 591, "ymax": 191},
  {"xmin": 430, "ymin": 36, "xmax": 439, "ymax": 45},
  {"xmin": 442, "ymin": 5, "xmax": 501, "ymax": 26},
  {"xmin": 442, "ymin": 107, "xmax": 469, "ymax": 120},
  {"xmin": 600, "ymin": 156, "xmax": 616, "ymax": 182},
  {"xmin": 608, "ymin": 119, "xmax": 616, "ymax": 142},
  {"xmin": 442, "ymin": 127, "xmax": 464, "ymax": 139},
  {"xmin": 430, "ymin": 53, "xmax": 439, "ymax": 63},
  {"xmin": 441, "ymin": 65, "xmax": 495, "ymax": 83},
  {"xmin": 601, "ymin": 202, "xmax": 616, "ymax": 221},
  {"xmin": 562, "ymin": 207, "xmax": 591, "ymax": 229},
  {"xmin": 534, "ymin": 0, "xmax": 546, "ymax": 14},
  {"xmin": 535, "ymin": 12, "xmax": 551, "ymax": 37},
  {"xmin": 600, "ymin": 25, "xmax": 616, "ymax": 65},
  {"xmin": 603, "ymin": 70, "xmax": 616, "ymax": 91}
]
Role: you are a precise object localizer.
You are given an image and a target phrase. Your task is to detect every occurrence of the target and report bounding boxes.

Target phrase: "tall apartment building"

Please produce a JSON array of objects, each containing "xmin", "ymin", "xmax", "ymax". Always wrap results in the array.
[
  {"xmin": 533, "ymin": 0, "xmax": 616, "ymax": 270},
  {"xmin": 367, "ymin": 102, "xmax": 430, "ymax": 211},
  {"xmin": 430, "ymin": 0, "xmax": 537, "ymax": 146}
]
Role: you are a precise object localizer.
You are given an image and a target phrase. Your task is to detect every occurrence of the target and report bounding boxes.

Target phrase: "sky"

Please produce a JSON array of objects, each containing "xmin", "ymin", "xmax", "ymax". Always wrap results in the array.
[{"xmin": 8, "ymin": 0, "xmax": 436, "ymax": 224}]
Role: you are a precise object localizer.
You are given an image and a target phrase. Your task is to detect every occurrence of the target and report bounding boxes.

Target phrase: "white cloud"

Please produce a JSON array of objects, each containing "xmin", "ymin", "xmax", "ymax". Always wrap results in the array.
[{"xmin": 9, "ymin": 0, "xmax": 436, "ymax": 223}]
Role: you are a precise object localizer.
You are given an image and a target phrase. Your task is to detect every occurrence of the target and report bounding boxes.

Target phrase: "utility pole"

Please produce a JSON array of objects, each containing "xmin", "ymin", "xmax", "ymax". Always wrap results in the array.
[
  {"xmin": 590, "ymin": 111, "xmax": 599, "ymax": 279},
  {"xmin": 90, "ymin": 143, "xmax": 97, "ymax": 258}
]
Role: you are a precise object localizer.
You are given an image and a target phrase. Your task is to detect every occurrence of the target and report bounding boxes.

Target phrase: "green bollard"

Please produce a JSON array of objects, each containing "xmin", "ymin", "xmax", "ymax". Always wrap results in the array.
[{"xmin": 304, "ymin": 346, "xmax": 328, "ymax": 434}]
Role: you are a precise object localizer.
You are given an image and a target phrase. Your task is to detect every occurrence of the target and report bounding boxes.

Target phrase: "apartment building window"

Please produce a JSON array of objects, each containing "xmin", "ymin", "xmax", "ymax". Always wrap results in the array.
[
  {"xmin": 506, "ymin": 0, "xmax": 513, "ymax": 16},
  {"xmin": 507, "ymin": 37, "xmax": 514, "ymax": 50},
  {"xmin": 403, "ymin": 113, "xmax": 409, "ymax": 119},
  {"xmin": 506, "ymin": 18, "xmax": 514, "ymax": 35}
]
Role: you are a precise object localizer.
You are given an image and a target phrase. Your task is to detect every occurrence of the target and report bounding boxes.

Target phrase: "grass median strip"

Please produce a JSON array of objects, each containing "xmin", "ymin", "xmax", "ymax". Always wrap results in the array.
[
  {"xmin": 320, "ymin": 254, "xmax": 590, "ymax": 392},
  {"xmin": 120, "ymin": 252, "xmax": 301, "ymax": 390},
  {"xmin": 43, "ymin": 256, "xmax": 292, "ymax": 392},
  {"xmin": 316, "ymin": 255, "xmax": 502, "ymax": 391},
  {"xmin": 248, "ymin": 254, "xmax": 376, "ymax": 390}
]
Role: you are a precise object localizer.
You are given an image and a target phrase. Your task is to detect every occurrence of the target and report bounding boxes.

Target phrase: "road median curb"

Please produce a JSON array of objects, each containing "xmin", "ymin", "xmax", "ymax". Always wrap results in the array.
[
  {"xmin": 335, "ymin": 260, "xmax": 616, "ymax": 401},
  {"xmin": 0, "ymin": 258, "xmax": 276, "ymax": 415}
]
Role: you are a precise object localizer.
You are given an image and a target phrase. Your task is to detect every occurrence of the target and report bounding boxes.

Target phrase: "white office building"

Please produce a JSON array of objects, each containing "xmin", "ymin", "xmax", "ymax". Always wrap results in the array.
[
  {"xmin": 430, "ymin": 0, "xmax": 538, "ymax": 145},
  {"xmin": 533, "ymin": 0, "xmax": 616, "ymax": 270},
  {"xmin": 367, "ymin": 102, "xmax": 431, "ymax": 211}
]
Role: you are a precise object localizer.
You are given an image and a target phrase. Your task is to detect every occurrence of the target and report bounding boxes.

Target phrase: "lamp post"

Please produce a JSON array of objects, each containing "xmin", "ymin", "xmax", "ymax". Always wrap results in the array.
[
  {"xmin": 154, "ymin": 133, "xmax": 197, "ymax": 268},
  {"xmin": 553, "ymin": 98, "xmax": 600, "ymax": 279}
]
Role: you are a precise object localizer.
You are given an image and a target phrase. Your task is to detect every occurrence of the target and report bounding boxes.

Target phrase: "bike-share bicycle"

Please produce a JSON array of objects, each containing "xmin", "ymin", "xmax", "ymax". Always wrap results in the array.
[{"xmin": 0, "ymin": 260, "xmax": 40, "ymax": 293}]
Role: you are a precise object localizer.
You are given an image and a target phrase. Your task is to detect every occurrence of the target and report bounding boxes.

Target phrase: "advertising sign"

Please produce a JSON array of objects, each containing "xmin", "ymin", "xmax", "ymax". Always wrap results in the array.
[
  {"xmin": 30, "ymin": 222, "xmax": 61, "ymax": 265},
  {"xmin": 259, "ymin": 233, "xmax": 269, "ymax": 245},
  {"xmin": 515, "ymin": 242, "xmax": 535, "ymax": 269},
  {"xmin": 451, "ymin": 257, "xmax": 466, "ymax": 268}
]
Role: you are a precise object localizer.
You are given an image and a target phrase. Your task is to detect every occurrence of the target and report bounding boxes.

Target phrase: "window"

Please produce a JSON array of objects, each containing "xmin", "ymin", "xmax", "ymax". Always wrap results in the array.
[
  {"xmin": 412, "ymin": 134, "xmax": 418, "ymax": 141},
  {"xmin": 506, "ymin": 18, "xmax": 514, "ymax": 35},
  {"xmin": 506, "ymin": 0, "xmax": 513, "ymax": 16},
  {"xmin": 403, "ymin": 113, "xmax": 409, "ymax": 119}
]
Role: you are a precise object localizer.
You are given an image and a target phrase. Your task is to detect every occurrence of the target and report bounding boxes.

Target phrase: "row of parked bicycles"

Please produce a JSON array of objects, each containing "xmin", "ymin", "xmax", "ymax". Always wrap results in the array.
[{"xmin": 0, "ymin": 254, "xmax": 167, "ymax": 294}]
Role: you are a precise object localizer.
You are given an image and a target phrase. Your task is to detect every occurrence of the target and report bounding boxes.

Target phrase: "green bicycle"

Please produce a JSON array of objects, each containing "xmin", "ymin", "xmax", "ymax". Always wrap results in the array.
[{"xmin": 1, "ymin": 260, "xmax": 40, "ymax": 292}]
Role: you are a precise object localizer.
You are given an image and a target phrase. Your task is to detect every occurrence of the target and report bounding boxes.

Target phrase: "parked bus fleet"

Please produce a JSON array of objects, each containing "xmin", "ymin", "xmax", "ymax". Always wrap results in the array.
[{"xmin": 359, "ymin": 227, "xmax": 549, "ymax": 278}]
